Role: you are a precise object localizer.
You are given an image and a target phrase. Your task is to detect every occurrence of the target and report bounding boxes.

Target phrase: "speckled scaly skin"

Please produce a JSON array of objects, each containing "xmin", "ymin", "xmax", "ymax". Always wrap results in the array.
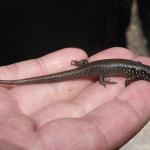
[{"xmin": 0, "ymin": 59, "xmax": 150, "ymax": 87}]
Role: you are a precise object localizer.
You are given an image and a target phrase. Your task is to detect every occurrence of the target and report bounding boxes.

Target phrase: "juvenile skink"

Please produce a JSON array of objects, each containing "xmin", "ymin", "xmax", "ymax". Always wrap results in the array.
[{"xmin": 0, "ymin": 59, "xmax": 150, "ymax": 87}]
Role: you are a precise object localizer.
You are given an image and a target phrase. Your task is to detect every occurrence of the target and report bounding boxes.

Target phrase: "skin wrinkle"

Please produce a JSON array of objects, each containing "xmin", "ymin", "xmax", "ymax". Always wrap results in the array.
[
  {"xmin": 10, "ymin": 86, "xmax": 58, "ymax": 115},
  {"xmin": 2, "ymin": 59, "xmax": 42, "ymax": 82},
  {"xmin": 5, "ymin": 63, "xmax": 19, "ymax": 79},
  {"xmin": 13, "ymin": 60, "xmax": 37, "ymax": 79},
  {"xmin": 118, "ymin": 100, "xmax": 142, "ymax": 128},
  {"xmin": 85, "ymin": 113, "xmax": 113, "ymax": 149},
  {"xmin": 38, "ymin": 123, "xmax": 59, "ymax": 150},
  {"xmin": 0, "ymin": 88, "xmax": 20, "ymax": 113},
  {"xmin": 0, "ymin": 113, "xmax": 37, "ymax": 148},
  {"xmin": 72, "ymin": 92, "xmax": 103, "ymax": 115},
  {"xmin": 83, "ymin": 115, "xmax": 108, "ymax": 150},
  {"xmin": 16, "ymin": 90, "xmax": 33, "ymax": 114},
  {"xmin": 37, "ymin": 128, "xmax": 54, "ymax": 150},
  {"xmin": 32, "ymin": 101, "xmax": 85, "ymax": 128},
  {"xmin": 35, "ymin": 58, "xmax": 49, "ymax": 76},
  {"xmin": 0, "ymin": 87, "xmax": 16, "ymax": 103},
  {"xmin": 119, "ymin": 100, "xmax": 143, "ymax": 128},
  {"xmin": 35, "ymin": 130, "xmax": 47, "ymax": 150},
  {"xmin": 0, "ymin": 112, "xmax": 33, "ymax": 129},
  {"xmin": 76, "ymin": 118, "xmax": 105, "ymax": 150},
  {"xmin": 72, "ymin": 94, "xmax": 91, "ymax": 114}
]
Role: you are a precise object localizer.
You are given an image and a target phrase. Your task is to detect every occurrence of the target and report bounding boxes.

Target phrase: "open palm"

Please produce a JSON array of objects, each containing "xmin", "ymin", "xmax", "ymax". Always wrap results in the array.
[{"xmin": 0, "ymin": 47, "xmax": 150, "ymax": 150}]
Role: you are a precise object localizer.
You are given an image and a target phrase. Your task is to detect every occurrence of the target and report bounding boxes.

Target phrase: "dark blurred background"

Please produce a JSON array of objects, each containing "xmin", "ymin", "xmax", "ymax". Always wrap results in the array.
[
  {"xmin": 0, "ymin": 0, "xmax": 132, "ymax": 65},
  {"xmin": 0, "ymin": 0, "xmax": 150, "ymax": 65}
]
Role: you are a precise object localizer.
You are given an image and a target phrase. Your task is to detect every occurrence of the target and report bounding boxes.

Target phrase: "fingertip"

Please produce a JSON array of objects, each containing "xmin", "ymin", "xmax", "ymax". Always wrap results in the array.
[
  {"xmin": 0, "ymin": 48, "xmax": 88, "ymax": 80},
  {"xmin": 37, "ymin": 48, "xmax": 88, "ymax": 73},
  {"xmin": 89, "ymin": 47, "xmax": 134, "ymax": 60},
  {"xmin": 61, "ymin": 48, "xmax": 88, "ymax": 58},
  {"xmin": 41, "ymin": 48, "xmax": 88, "ymax": 63},
  {"xmin": 134, "ymin": 56, "xmax": 150, "ymax": 65},
  {"xmin": 103, "ymin": 47, "xmax": 134, "ymax": 57}
]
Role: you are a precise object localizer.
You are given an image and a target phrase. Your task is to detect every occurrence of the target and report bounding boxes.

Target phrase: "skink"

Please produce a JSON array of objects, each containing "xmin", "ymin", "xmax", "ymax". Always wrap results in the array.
[{"xmin": 0, "ymin": 59, "xmax": 150, "ymax": 87}]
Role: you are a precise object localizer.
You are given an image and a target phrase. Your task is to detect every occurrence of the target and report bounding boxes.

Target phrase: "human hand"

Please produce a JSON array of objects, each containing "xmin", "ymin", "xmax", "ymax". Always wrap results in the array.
[{"xmin": 0, "ymin": 47, "xmax": 150, "ymax": 150}]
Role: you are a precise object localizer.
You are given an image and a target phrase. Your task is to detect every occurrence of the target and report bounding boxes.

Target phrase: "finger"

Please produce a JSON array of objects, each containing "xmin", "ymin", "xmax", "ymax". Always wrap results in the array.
[
  {"xmin": 89, "ymin": 47, "xmax": 134, "ymax": 60},
  {"xmin": 39, "ymin": 80, "xmax": 150, "ymax": 150},
  {"xmin": 0, "ymin": 88, "xmax": 20, "ymax": 113},
  {"xmin": 32, "ymin": 47, "xmax": 134, "ymax": 127},
  {"xmin": 134, "ymin": 55, "xmax": 150, "ymax": 65},
  {"xmin": 0, "ymin": 48, "xmax": 87, "ymax": 79}
]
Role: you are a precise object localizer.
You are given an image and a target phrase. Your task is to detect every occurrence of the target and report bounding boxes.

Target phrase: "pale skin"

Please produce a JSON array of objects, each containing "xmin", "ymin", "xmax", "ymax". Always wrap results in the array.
[{"xmin": 0, "ymin": 47, "xmax": 150, "ymax": 150}]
